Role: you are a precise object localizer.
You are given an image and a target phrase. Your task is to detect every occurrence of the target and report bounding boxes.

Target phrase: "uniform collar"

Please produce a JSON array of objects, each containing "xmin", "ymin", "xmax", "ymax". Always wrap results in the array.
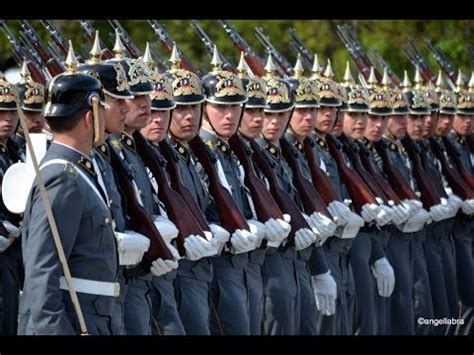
[
  {"xmin": 200, "ymin": 128, "xmax": 231, "ymax": 156},
  {"xmin": 97, "ymin": 143, "xmax": 111, "ymax": 160},
  {"xmin": 361, "ymin": 137, "xmax": 374, "ymax": 151},
  {"xmin": 313, "ymin": 133, "xmax": 329, "ymax": 151},
  {"xmin": 120, "ymin": 131, "xmax": 136, "ymax": 152},
  {"xmin": 171, "ymin": 138, "xmax": 190, "ymax": 161},
  {"xmin": 450, "ymin": 130, "xmax": 465, "ymax": 145},
  {"xmin": 264, "ymin": 140, "xmax": 282, "ymax": 159},
  {"xmin": 49, "ymin": 141, "xmax": 96, "ymax": 178},
  {"xmin": 284, "ymin": 131, "xmax": 304, "ymax": 152}
]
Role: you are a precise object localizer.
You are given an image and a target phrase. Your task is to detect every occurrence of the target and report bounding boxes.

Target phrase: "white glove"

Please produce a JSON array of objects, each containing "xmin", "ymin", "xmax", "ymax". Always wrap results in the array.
[
  {"xmin": 461, "ymin": 199, "xmax": 474, "ymax": 215},
  {"xmin": 294, "ymin": 227, "xmax": 318, "ymax": 250},
  {"xmin": 0, "ymin": 235, "xmax": 13, "ymax": 253},
  {"xmin": 390, "ymin": 204, "xmax": 410, "ymax": 225},
  {"xmin": 230, "ymin": 229, "xmax": 258, "ymax": 254},
  {"xmin": 115, "ymin": 231, "xmax": 150, "ymax": 266},
  {"xmin": 430, "ymin": 203, "xmax": 450, "ymax": 222},
  {"xmin": 312, "ymin": 271, "xmax": 337, "ymax": 316},
  {"xmin": 302, "ymin": 214, "xmax": 329, "ymax": 246},
  {"xmin": 375, "ymin": 205, "xmax": 393, "ymax": 226},
  {"xmin": 398, "ymin": 208, "xmax": 431, "ymax": 233},
  {"xmin": 327, "ymin": 201, "xmax": 353, "ymax": 226},
  {"xmin": 401, "ymin": 199, "xmax": 422, "ymax": 219},
  {"xmin": 447, "ymin": 194, "xmax": 463, "ymax": 211},
  {"xmin": 150, "ymin": 243, "xmax": 180, "ymax": 276},
  {"xmin": 247, "ymin": 219, "xmax": 267, "ymax": 247},
  {"xmin": 2, "ymin": 221, "xmax": 20, "ymax": 238},
  {"xmin": 309, "ymin": 212, "xmax": 337, "ymax": 238},
  {"xmin": 264, "ymin": 217, "xmax": 291, "ymax": 246},
  {"xmin": 336, "ymin": 211, "xmax": 365, "ymax": 239},
  {"xmin": 360, "ymin": 203, "xmax": 380, "ymax": 223},
  {"xmin": 153, "ymin": 216, "xmax": 179, "ymax": 243},
  {"xmin": 209, "ymin": 223, "xmax": 231, "ymax": 254},
  {"xmin": 371, "ymin": 257, "xmax": 395, "ymax": 298},
  {"xmin": 184, "ymin": 234, "xmax": 217, "ymax": 260}
]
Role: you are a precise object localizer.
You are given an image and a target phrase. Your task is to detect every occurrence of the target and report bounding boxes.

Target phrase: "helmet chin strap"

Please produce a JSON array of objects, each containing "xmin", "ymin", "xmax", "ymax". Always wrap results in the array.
[{"xmin": 91, "ymin": 95, "xmax": 103, "ymax": 146}]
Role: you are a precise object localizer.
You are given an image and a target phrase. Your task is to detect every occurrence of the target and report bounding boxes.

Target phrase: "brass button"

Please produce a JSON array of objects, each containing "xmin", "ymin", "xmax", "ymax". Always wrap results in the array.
[
  {"xmin": 104, "ymin": 217, "xmax": 111, "ymax": 224},
  {"xmin": 326, "ymin": 171, "xmax": 330, "ymax": 177},
  {"xmin": 109, "ymin": 199, "xmax": 113, "ymax": 205}
]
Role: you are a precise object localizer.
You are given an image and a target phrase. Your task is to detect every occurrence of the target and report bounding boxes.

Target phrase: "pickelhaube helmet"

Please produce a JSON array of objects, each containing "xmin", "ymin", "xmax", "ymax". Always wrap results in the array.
[
  {"xmin": 0, "ymin": 71, "xmax": 18, "ymax": 111},
  {"xmin": 263, "ymin": 54, "xmax": 294, "ymax": 113},
  {"xmin": 340, "ymin": 62, "xmax": 369, "ymax": 113},
  {"xmin": 165, "ymin": 44, "xmax": 205, "ymax": 105},
  {"xmin": 382, "ymin": 68, "xmax": 409, "ymax": 115},
  {"xmin": 44, "ymin": 43, "xmax": 105, "ymax": 118},
  {"xmin": 423, "ymin": 80, "xmax": 440, "ymax": 112},
  {"xmin": 201, "ymin": 45, "xmax": 247, "ymax": 105},
  {"xmin": 16, "ymin": 60, "xmax": 44, "ymax": 112},
  {"xmin": 456, "ymin": 71, "xmax": 474, "ymax": 115},
  {"xmin": 435, "ymin": 71, "xmax": 457, "ymax": 115},
  {"xmin": 106, "ymin": 30, "xmax": 153, "ymax": 96},
  {"xmin": 401, "ymin": 69, "xmax": 430, "ymax": 115},
  {"xmin": 78, "ymin": 31, "xmax": 133, "ymax": 100},
  {"xmin": 364, "ymin": 67, "xmax": 392, "ymax": 116},
  {"xmin": 237, "ymin": 52, "xmax": 267, "ymax": 109},
  {"xmin": 313, "ymin": 59, "xmax": 341, "ymax": 107},
  {"xmin": 287, "ymin": 54, "xmax": 319, "ymax": 108}
]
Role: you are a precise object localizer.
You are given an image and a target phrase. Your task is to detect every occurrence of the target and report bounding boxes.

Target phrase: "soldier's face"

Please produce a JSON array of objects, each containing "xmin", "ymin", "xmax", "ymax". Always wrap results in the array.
[
  {"xmin": 104, "ymin": 95, "xmax": 130, "ymax": 134},
  {"xmin": 204, "ymin": 103, "xmax": 242, "ymax": 138},
  {"xmin": 387, "ymin": 114, "xmax": 407, "ymax": 138},
  {"xmin": 343, "ymin": 111, "xmax": 367, "ymax": 140},
  {"xmin": 0, "ymin": 110, "xmax": 19, "ymax": 139},
  {"xmin": 365, "ymin": 114, "xmax": 388, "ymax": 142},
  {"xmin": 422, "ymin": 113, "xmax": 437, "ymax": 138},
  {"xmin": 452, "ymin": 114, "xmax": 472, "ymax": 136},
  {"xmin": 263, "ymin": 111, "xmax": 291, "ymax": 144},
  {"xmin": 125, "ymin": 95, "xmax": 151, "ymax": 131},
  {"xmin": 315, "ymin": 106, "xmax": 337, "ymax": 134},
  {"xmin": 239, "ymin": 107, "xmax": 265, "ymax": 139},
  {"xmin": 290, "ymin": 107, "xmax": 317, "ymax": 139},
  {"xmin": 170, "ymin": 104, "xmax": 201, "ymax": 142},
  {"xmin": 435, "ymin": 113, "xmax": 453, "ymax": 136},
  {"xmin": 406, "ymin": 114, "xmax": 425, "ymax": 140},
  {"xmin": 141, "ymin": 110, "xmax": 171, "ymax": 143},
  {"xmin": 23, "ymin": 111, "xmax": 44, "ymax": 133},
  {"xmin": 332, "ymin": 110, "xmax": 344, "ymax": 137}
]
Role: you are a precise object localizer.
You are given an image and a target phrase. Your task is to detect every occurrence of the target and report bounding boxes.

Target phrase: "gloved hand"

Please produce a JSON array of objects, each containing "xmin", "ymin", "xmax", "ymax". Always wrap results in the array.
[
  {"xmin": 401, "ymin": 199, "xmax": 422, "ymax": 219},
  {"xmin": 375, "ymin": 205, "xmax": 393, "ymax": 226},
  {"xmin": 153, "ymin": 216, "xmax": 179, "ymax": 243},
  {"xmin": 302, "ymin": 214, "xmax": 330, "ymax": 246},
  {"xmin": 398, "ymin": 208, "xmax": 431, "ymax": 233},
  {"xmin": 461, "ymin": 199, "xmax": 474, "ymax": 215},
  {"xmin": 247, "ymin": 219, "xmax": 267, "ymax": 247},
  {"xmin": 371, "ymin": 257, "xmax": 395, "ymax": 298},
  {"xmin": 115, "ymin": 231, "xmax": 150, "ymax": 266},
  {"xmin": 230, "ymin": 229, "xmax": 258, "ymax": 254},
  {"xmin": 328, "ymin": 201, "xmax": 353, "ymax": 226},
  {"xmin": 184, "ymin": 234, "xmax": 217, "ymax": 260},
  {"xmin": 430, "ymin": 203, "xmax": 450, "ymax": 222},
  {"xmin": 0, "ymin": 235, "xmax": 13, "ymax": 253},
  {"xmin": 2, "ymin": 221, "xmax": 20, "ymax": 238},
  {"xmin": 264, "ymin": 217, "xmax": 291, "ymax": 246},
  {"xmin": 360, "ymin": 203, "xmax": 380, "ymax": 223},
  {"xmin": 309, "ymin": 212, "xmax": 337, "ymax": 238},
  {"xmin": 209, "ymin": 223, "xmax": 231, "ymax": 254},
  {"xmin": 337, "ymin": 211, "xmax": 365, "ymax": 239},
  {"xmin": 447, "ymin": 194, "xmax": 463, "ymax": 211},
  {"xmin": 294, "ymin": 227, "xmax": 318, "ymax": 250},
  {"xmin": 390, "ymin": 204, "xmax": 410, "ymax": 225},
  {"xmin": 311, "ymin": 271, "xmax": 337, "ymax": 316},
  {"xmin": 150, "ymin": 242, "xmax": 180, "ymax": 276}
]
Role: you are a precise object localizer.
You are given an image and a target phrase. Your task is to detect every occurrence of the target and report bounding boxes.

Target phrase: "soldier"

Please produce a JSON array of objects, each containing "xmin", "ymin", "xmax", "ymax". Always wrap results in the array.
[
  {"xmin": 20, "ymin": 47, "xmax": 122, "ymax": 335},
  {"xmin": 14, "ymin": 61, "xmax": 45, "ymax": 161},
  {"xmin": 0, "ymin": 72, "xmax": 23, "ymax": 335}
]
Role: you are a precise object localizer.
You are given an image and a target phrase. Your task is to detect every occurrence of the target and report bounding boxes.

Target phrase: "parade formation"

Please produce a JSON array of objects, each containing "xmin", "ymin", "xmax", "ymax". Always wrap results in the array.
[{"xmin": 0, "ymin": 20, "xmax": 473, "ymax": 336}]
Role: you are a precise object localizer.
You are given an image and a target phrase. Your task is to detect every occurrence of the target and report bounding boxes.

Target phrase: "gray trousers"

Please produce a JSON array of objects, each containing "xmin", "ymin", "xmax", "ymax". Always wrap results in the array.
[
  {"xmin": 295, "ymin": 257, "xmax": 318, "ymax": 335},
  {"xmin": 0, "ymin": 241, "xmax": 22, "ymax": 335},
  {"xmin": 123, "ymin": 275, "xmax": 152, "ymax": 335},
  {"xmin": 246, "ymin": 249, "xmax": 265, "ymax": 335}
]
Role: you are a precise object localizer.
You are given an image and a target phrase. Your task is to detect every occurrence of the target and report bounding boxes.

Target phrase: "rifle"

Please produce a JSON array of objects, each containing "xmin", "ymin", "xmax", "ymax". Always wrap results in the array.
[
  {"xmin": 370, "ymin": 48, "xmax": 402, "ymax": 87},
  {"xmin": 133, "ymin": 131, "xmax": 207, "ymax": 256},
  {"xmin": 18, "ymin": 20, "xmax": 64, "ymax": 77},
  {"xmin": 188, "ymin": 136, "xmax": 250, "ymax": 233},
  {"xmin": 79, "ymin": 20, "xmax": 114, "ymax": 60},
  {"xmin": 254, "ymin": 26, "xmax": 293, "ymax": 77},
  {"xmin": 373, "ymin": 140, "xmax": 420, "ymax": 200},
  {"xmin": 326, "ymin": 134, "xmax": 377, "ymax": 213},
  {"xmin": 219, "ymin": 20, "xmax": 266, "ymax": 77},
  {"xmin": 425, "ymin": 39, "xmax": 467, "ymax": 89},
  {"xmin": 107, "ymin": 140, "xmax": 173, "ymax": 276},
  {"xmin": 228, "ymin": 134, "xmax": 284, "ymax": 222},
  {"xmin": 441, "ymin": 136, "xmax": 474, "ymax": 190},
  {"xmin": 147, "ymin": 20, "xmax": 201, "ymax": 75},
  {"xmin": 302, "ymin": 137, "xmax": 342, "ymax": 204},
  {"xmin": 40, "ymin": 20, "xmax": 86, "ymax": 62},
  {"xmin": 402, "ymin": 38, "xmax": 438, "ymax": 85},
  {"xmin": 400, "ymin": 136, "xmax": 442, "ymax": 208},
  {"xmin": 288, "ymin": 28, "xmax": 315, "ymax": 68},
  {"xmin": 107, "ymin": 20, "xmax": 141, "ymax": 59},
  {"xmin": 280, "ymin": 138, "xmax": 332, "ymax": 218},
  {"xmin": 0, "ymin": 20, "xmax": 47, "ymax": 85},
  {"xmin": 429, "ymin": 137, "xmax": 474, "ymax": 200},
  {"xmin": 190, "ymin": 20, "xmax": 237, "ymax": 74},
  {"xmin": 288, "ymin": 40, "xmax": 312, "ymax": 72},
  {"xmin": 158, "ymin": 140, "xmax": 210, "ymax": 231}
]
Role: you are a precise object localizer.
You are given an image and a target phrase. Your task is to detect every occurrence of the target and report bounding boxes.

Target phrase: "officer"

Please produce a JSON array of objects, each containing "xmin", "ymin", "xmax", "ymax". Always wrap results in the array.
[
  {"xmin": 14, "ymin": 60, "xmax": 45, "ymax": 161},
  {"xmin": 0, "ymin": 72, "xmax": 23, "ymax": 335},
  {"xmin": 20, "ymin": 45, "xmax": 122, "ymax": 335}
]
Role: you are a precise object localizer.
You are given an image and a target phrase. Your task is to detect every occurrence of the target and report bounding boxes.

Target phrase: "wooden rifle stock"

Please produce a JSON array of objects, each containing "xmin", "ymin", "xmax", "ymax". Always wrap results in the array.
[
  {"xmin": 302, "ymin": 138, "xmax": 342, "ymax": 204},
  {"xmin": 189, "ymin": 136, "xmax": 249, "ymax": 233},
  {"xmin": 373, "ymin": 140, "xmax": 419, "ymax": 200},
  {"xmin": 326, "ymin": 135, "xmax": 376, "ymax": 213},
  {"xmin": 400, "ymin": 136, "xmax": 441, "ymax": 208},
  {"xmin": 429, "ymin": 137, "xmax": 474, "ymax": 199},
  {"xmin": 228, "ymin": 134, "xmax": 284, "ymax": 222},
  {"xmin": 133, "ymin": 131, "xmax": 207, "ymax": 256},
  {"xmin": 158, "ymin": 140, "xmax": 210, "ymax": 231},
  {"xmin": 107, "ymin": 141, "xmax": 173, "ymax": 276},
  {"xmin": 280, "ymin": 138, "xmax": 331, "ymax": 218},
  {"xmin": 442, "ymin": 136, "xmax": 474, "ymax": 190},
  {"xmin": 26, "ymin": 61, "xmax": 47, "ymax": 86},
  {"xmin": 250, "ymin": 140, "xmax": 310, "ymax": 245}
]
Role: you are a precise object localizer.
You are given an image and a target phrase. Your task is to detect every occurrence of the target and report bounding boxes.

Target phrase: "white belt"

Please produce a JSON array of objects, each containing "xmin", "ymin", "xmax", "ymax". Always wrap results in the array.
[{"xmin": 59, "ymin": 276, "xmax": 120, "ymax": 297}]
